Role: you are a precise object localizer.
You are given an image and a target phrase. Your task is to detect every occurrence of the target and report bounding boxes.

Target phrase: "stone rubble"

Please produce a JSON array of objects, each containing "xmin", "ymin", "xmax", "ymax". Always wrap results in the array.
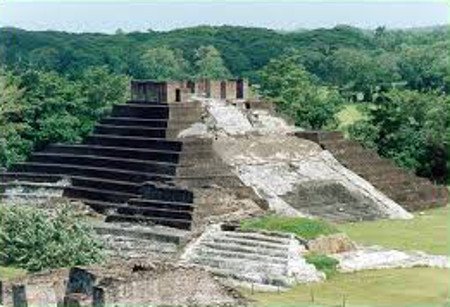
[
  {"xmin": 332, "ymin": 246, "xmax": 450, "ymax": 272},
  {"xmin": 189, "ymin": 98, "xmax": 412, "ymax": 221}
]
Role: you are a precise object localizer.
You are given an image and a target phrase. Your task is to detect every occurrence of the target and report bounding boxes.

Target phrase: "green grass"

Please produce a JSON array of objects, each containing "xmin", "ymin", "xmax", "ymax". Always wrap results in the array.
[
  {"xmin": 240, "ymin": 216, "xmax": 339, "ymax": 240},
  {"xmin": 0, "ymin": 266, "xmax": 27, "ymax": 280},
  {"xmin": 339, "ymin": 205, "xmax": 449, "ymax": 255},
  {"xmin": 304, "ymin": 253, "xmax": 339, "ymax": 278},
  {"xmin": 245, "ymin": 268, "xmax": 449, "ymax": 306}
]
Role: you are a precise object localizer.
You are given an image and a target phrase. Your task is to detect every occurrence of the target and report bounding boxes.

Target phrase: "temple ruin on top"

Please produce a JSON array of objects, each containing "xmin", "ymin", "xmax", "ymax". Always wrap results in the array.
[{"xmin": 131, "ymin": 78, "xmax": 249, "ymax": 103}]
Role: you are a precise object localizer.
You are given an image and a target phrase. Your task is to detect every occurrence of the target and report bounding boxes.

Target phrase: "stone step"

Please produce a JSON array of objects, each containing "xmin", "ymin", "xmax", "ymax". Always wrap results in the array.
[
  {"xmin": 0, "ymin": 172, "xmax": 63, "ymax": 183},
  {"xmin": 201, "ymin": 241, "xmax": 288, "ymax": 258},
  {"xmin": 116, "ymin": 205, "xmax": 192, "ymax": 220},
  {"xmin": 79, "ymin": 199, "xmax": 192, "ymax": 220},
  {"xmin": 126, "ymin": 100, "xmax": 165, "ymax": 105},
  {"xmin": 101, "ymin": 236, "xmax": 178, "ymax": 255},
  {"xmin": 189, "ymin": 256, "xmax": 286, "ymax": 276},
  {"xmin": 196, "ymin": 247, "xmax": 288, "ymax": 265},
  {"xmin": 31, "ymin": 152, "xmax": 177, "ymax": 175},
  {"xmin": 140, "ymin": 182, "xmax": 193, "ymax": 203},
  {"xmin": 210, "ymin": 236, "xmax": 290, "ymax": 251},
  {"xmin": 10, "ymin": 162, "xmax": 172, "ymax": 183},
  {"xmin": 94, "ymin": 124, "xmax": 167, "ymax": 138},
  {"xmin": 44, "ymin": 144, "xmax": 181, "ymax": 163},
  {"xmin": 93, "ymin": 221, "xmax": 188, "ymax": 245},
  {"xmin": 100, "ymin": 117, "xmax": 169, "ymax": 128},
  {"xmin": 85, "ymin": 134, "xmax": 183, "ymax": 151},
  {"xmin": 203, "ymin": 267, "xmax": 289, "ymax": 287},
  {"xmin": 111, "ymin": 104, "xmax": 170, "ymax": 119},
  {"xmin": 105, "ymin": 213, "xmax": 192, "ymax": 230},
  {"xmin": 224, "ymin": 231, "xmax": 293, "ymax": 245},
  {"xmin": 70, "ymin": 176, "xmax": 141, "ymax": 194},
  {"xmin": 0, "ymin": 180, "xmax": 68, "ymax": 193},
  {"xmin": 64, "ymin": 185, "xmax": 138, "ymax": 203},
  {"xmin": 128, "ymin": 198, "xmax": 195, "ymax": 212}
]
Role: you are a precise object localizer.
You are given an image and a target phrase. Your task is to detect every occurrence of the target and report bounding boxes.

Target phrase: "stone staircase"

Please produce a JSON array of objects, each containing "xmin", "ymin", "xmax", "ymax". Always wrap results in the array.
[
  {"xmin": 181, "ymin": 224, "xmax": 323, "ymax": 287},
  {"xmin": 0, "ymin": 99, "xmax": 222, "ymax": 230},
  {"xmin": 296, "ymin": 131, "xmax": 448, "ymax": 211}
]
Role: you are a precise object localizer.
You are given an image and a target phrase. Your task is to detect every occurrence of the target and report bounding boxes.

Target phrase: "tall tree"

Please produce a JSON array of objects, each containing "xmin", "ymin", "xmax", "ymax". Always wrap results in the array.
[
  {"xmin": 259, "ymin": 55, "xmax": 343, "ymax": 129},
  {"xmin": 140, "ymin": 46, "xmax": 188, "ymax": 80},
  {"xmin": 194, "ymin": 45, "xmax": 232, "ymax": 79}
]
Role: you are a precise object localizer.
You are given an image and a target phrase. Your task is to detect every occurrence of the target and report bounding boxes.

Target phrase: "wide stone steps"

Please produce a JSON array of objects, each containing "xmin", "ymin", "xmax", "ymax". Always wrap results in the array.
[
  {"xmin": 30, "ymin": 153, "xmax": 177, "ymax": 175},
  {"xmin": 94, "ymin": 124, "xmax": 167, "ymax": 138},
  {"xmin": 10, "ymin": 162, "xmax": 171, "ymax": 183},
  {"xmin": 44, "ymin": 144, "xmax": 181, "ymax": 163}
]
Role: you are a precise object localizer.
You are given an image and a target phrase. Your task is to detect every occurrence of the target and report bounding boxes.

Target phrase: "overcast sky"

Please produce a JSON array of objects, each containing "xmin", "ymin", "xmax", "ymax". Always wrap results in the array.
[{"xmin": 0, "ymin": 1, "xmax": 448, "ymax": 33}]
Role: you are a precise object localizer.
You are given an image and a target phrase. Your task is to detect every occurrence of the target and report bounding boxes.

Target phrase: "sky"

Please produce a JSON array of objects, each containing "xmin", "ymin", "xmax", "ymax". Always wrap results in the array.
[{"xmin": 0, "ymin": 1, "xmax": 448, "ymax": 33}]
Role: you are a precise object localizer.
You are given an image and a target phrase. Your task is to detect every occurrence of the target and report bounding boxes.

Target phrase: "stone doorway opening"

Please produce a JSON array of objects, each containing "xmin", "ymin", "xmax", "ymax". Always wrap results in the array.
[{"xmin": 220, "ymin": 81, "xmax": 227, "ymax": 99}]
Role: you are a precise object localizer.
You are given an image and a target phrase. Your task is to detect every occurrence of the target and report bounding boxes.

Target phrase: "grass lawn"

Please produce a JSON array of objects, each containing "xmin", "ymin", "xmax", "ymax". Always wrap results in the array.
[
  {"xmin": 0, "ymin": 266, "xmax": 26, "ymax": 280},
  {"xmin": 241, "ymin": 215, "xmax": 338, "ymax": 240},
  {"xmin": 245, "ymin": 268, "xmax": 449, "ymax": 306},
  {"xmin": 339, "ymin": 205, "xmax": 449, "ymax": 255}
]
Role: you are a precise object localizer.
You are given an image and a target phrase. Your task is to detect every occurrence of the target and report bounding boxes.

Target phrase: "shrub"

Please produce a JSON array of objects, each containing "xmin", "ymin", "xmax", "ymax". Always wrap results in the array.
[
  {"xmin": 240, "ymin": 215, "xmax": 338, "ymax": 240},
  {"xmin": 305, "ymin": 253, "xmax": 339, "ymax": 278},
  {"xmin": 0, "ymin": 205, "xmax": 104, "ymax": 271}
]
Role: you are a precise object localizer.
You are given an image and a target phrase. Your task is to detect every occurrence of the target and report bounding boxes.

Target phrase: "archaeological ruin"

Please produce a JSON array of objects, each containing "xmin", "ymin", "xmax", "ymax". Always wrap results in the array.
[{"xmin": 0, "ymin": 79, "xmax": 448, "ymax": 305}]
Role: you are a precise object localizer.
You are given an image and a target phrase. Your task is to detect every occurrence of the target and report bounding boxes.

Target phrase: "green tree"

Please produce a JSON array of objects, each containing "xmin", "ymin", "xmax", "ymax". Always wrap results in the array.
[
  {"xmin": 194, "ymin": 45, "xmax": 232, "ymax": 79},
  {"xmin": 0, "ymin": 205, "xmax": 104, "ymax": 271},
  {"xmin": 259, "ymin": 54, "xmax": 343, "ymax": 129},
  {"xmin": 0, "ymin": 70, "xmax": 31, "ymax": 167},
  {"xmin": 140, "ymin": 46, "xmax": 188, "ymax": 80},
  {"xmin": 349, "ymin": 89, "xmax": 449, "ymax": 181}
]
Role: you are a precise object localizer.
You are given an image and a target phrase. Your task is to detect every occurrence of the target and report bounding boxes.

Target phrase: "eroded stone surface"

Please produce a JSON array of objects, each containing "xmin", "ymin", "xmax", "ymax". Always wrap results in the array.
[{"xmin": 332, "ymin": 246, "xmax": 450, "ymax": 272}]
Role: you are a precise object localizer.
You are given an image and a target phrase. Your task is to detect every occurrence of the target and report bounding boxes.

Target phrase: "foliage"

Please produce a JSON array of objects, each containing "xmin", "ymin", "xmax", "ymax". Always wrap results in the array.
[
  {"xmin": 0, "ymin": 67, "xmax": 129, "ymax": 167},
  {"xmin": 0, "ymin": 205, "xmax": 104, "ymax": 271},
  {"xmin": 348, "ymin": 89, "xmax": 450, "ymax": 181},
  {"xmin": 194, "ymin": 45, "xmax": 232, "ymax": 79},
  {"xmin": 240, "ymin": 215, "xmax": 338, "ymax": 240},
  {"xmin": 304, "ymin": 253, "xmax": 338, "ymax": 278},
  {"xmin": 259, "ymin": 54, "xmax": 343, "ymax": 129},
  {"xmin": 140, "ymin": 46, "xmax": 189, "ymax": 80},
  {"xmin": 244, "ymin": 268, "xmax": 448, "ymax": 306}
]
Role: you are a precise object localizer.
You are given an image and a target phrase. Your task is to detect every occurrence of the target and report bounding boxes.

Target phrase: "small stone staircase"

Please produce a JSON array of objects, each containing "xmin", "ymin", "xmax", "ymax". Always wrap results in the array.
[
  {"xmin": 0, "ymin": 99, "xmax": 218, "ymax": 230},
  {"xmin": 296, "ymin": 131, "xmax": 448, "ymax": 211},
  {"xmin": 181, "ymin": 224, "xmax": 323, "ymax": 287}
]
